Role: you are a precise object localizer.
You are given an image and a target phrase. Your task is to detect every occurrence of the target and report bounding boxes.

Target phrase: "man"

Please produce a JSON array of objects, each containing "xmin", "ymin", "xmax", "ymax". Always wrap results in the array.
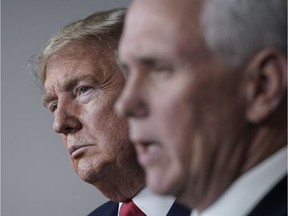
[
  {"xmin": 116, "ymin": 0, "xmax": 287, "ymax": 215},
  {"xmin": 35, "ymin": 8, "xmax": 190, "ymax": 216}
]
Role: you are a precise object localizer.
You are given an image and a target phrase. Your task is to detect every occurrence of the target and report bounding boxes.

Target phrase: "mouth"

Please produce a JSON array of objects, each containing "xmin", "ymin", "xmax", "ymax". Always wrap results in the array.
[
  {"xmin": 134, "ymin": 141, "xmax": 162, "ymax": 167},
  {"xmin": 137, "ymin": 141, "xmax": 159, "ymax": 151},
  {"xmin": 68, "ymin": 144, "xmax": 94, "ymax": 158}
]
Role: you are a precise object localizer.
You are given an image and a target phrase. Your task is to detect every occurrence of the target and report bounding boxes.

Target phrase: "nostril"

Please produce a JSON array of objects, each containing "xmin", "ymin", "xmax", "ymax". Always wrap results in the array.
[
  {"xmin": 64, "ymin": 126, "xmax": 74, "ymax": 133},
  {"xmin": 53, "ymin": 117, "xmax": 77, "ymax": 134},
  {"xmin": 128, "ymin": 101, "xmax": 148, "ymax": 118}
]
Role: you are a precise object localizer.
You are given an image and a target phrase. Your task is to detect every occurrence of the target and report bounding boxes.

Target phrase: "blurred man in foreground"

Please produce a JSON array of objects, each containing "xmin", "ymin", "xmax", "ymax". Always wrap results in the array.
[{"xmin": 116, "ymin": 0, "xmax": 287, "ymax": 215}]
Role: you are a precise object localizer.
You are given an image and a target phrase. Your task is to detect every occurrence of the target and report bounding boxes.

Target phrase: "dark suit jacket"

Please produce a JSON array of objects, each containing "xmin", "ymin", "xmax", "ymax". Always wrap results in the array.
[
  {"xmin": 246, "ymin": 175, "xmax": 287, "ymax": 216},
  {"xmin": 88, "ymin": 200, "xmax": 191, "ymax": 216},
  {"xmin": 88, "ymin": 175, "xmax": 286, "ymax": 216}
]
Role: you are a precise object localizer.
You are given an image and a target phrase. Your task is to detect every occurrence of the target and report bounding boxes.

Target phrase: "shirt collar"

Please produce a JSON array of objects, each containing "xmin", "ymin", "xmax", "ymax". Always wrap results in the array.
[
  {"xmin": 119, "ymin": 187, "xmax": 175, "ymax": 216},
  {"xmin": 191, "ymin": 146, "xmax": 287, "ymax": 216}
]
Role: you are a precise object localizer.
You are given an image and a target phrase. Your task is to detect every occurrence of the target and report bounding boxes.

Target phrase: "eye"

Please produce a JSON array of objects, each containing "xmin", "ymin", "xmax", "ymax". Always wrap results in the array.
[
  {"xmin": 150, "ymin": 64, "xmax": 172, "ymax": 78},
  {"xmin": 77, "ymin": 86, "xmax": 93, "ymax": 96},
  {"xmin": 49, "ymin": 102, "xmax": 58, "ymax": 113},
  {"xmin": 153, "ymin": 65, "xmax": 169, "ymax": 72}
]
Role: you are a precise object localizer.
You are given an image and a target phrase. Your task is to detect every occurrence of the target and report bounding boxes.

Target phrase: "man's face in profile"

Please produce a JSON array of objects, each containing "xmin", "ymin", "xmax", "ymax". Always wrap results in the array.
[
  {"xmin": 116, "ymin": 0, "xmax": 248, "ymax": 204},
  {"xmin": 43, "ymin": 43, "xmax": 139, "ymax": 187}
]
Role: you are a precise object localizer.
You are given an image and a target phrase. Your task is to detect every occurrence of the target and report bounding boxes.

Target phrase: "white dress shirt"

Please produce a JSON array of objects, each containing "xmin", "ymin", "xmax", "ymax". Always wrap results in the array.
[
  {"xmin": 191, "ymin": 146, "xmax": 287, "ymax": 216},
  {"xmin": 118, "ymin": 187, "xmax": 175, "ymax": 216}
]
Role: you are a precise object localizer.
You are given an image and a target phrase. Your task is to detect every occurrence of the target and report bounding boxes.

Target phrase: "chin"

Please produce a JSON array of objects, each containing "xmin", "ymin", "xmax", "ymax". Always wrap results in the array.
[
  {"xmin": 79, "ymin": 171, "xmax": 98, "ymax": 184},
  {"xmin": 77, "ymin": 168, "xmax": 97, "ymax": 184},
  {"xmin": 74, "ymin": 160, "xmax": 102, "ymax": 184},
  {"xmin": 146, "ymin": 168, "xmax": 179, "ymax": 196}
]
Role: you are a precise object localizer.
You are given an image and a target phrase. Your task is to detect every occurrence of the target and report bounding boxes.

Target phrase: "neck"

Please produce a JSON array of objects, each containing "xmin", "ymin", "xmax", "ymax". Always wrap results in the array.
[
  {"xmin": 93, "ymin": 165, "xmax": 145, "ymax": 202},
  {"xmin": 241, "ymin": 123, "xmax": 286, "ymax": 176},
  {"xmin": 180, "ymin": 116, "xmax": 286, "ymax": 212}
]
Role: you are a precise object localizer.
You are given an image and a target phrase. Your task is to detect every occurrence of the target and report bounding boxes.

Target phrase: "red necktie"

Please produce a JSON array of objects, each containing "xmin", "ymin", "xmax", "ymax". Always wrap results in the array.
[{"xmin": 119, "ymin": 200, "xmax": 146, "ymax": 216}]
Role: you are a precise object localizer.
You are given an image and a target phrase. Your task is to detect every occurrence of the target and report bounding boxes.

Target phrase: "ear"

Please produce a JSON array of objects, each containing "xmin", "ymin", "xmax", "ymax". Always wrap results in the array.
[{"xmin": 245, "ymin": 49, "xmax": 287, "ymax": 123}]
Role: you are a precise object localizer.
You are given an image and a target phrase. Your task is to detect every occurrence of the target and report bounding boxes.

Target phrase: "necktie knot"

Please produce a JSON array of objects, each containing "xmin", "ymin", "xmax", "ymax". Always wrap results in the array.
[{"xmin": 120, "ymin": 200, "xmax": 146, "ymax": 216}]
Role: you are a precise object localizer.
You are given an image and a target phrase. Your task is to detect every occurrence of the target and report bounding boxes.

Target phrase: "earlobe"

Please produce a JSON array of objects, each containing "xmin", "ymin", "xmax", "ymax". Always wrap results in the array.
[{"xmin": 246, "ymin": 49, "xmax": 287, "ymax": 123}]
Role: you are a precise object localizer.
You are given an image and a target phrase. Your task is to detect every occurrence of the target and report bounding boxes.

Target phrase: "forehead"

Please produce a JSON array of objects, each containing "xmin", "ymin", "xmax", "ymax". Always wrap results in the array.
[
  {"xmin": 44, "ymin": 43, "xmax": 112, "ymax": 85},
  {"xmin": 119, "ymin": 0, "xmax": 204, "ymax": 62}
]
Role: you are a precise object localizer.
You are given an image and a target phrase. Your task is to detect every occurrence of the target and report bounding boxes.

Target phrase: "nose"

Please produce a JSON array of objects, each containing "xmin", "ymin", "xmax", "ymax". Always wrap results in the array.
[
  {"xmin": 115, "ymin": 73, "xmax": 148, "ymax": 118},
  {"xmin": 53, "ymin": 101, "xmax": 82, "ymax": 135}
]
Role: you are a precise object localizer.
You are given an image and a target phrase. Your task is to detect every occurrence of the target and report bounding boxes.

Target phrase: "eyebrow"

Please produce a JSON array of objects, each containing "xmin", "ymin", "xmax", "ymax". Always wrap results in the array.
[
  {"xmin": 119, "ymin": 56, "xmax": 170, "ymax": 73},
  {"xmin": 139, "ymin": 57, "xmax": 162, "ymax": 67},
  {"xmin": 42, "ymin": 74, "xmax": 97, "ymax": 108},
  {"xmin": 42, "ymin": 94, "xmax": 56, "ymax": 108}
]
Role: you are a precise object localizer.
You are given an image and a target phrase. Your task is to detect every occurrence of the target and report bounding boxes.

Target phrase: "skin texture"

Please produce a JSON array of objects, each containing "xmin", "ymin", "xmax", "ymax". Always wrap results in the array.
[
  {"xmin": 43, "ymin": 43, "xmax": 144, "ymax": 202},
  {"xmin": 116, "ymin": 0, "xmax": 287, "ymax": 211}
]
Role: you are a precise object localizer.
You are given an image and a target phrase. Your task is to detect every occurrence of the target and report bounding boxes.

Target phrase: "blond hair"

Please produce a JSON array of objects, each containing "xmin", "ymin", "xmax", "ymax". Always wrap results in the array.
[{"xmin": 33, "ymin": 8, "xmax": 125, "ymax": 89}]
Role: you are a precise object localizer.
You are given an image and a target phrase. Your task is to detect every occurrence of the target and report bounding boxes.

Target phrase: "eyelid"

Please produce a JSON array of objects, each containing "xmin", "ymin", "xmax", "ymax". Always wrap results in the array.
[
  {"xmin": 150, "ymin": 63, "xmax": 173, "ymax": 76},
  {"xmin": 48, "ymin": 101, "xmax": 58, "ymax": 113},
  {"xmin": 75, "ymin": 85, "xmax": 94, "ymax": 97},
  {"xmin": 153, "ymin": 64, "xmax": 170, "ymax": 71},
  {"xmin": 139, "ymin": 57, "xmax": 171, "ymax": 73}
]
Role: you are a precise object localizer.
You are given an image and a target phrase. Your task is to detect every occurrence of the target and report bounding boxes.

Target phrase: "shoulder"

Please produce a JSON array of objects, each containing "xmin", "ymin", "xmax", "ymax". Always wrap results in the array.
[{"xmin": 87, "ymin": 201, "xmax": 119, "ymax": 216}]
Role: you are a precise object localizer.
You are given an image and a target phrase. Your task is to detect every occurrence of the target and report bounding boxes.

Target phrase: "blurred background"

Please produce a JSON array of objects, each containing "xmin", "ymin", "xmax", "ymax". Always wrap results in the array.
[{"xmin": 2, "ymin": 0, "xmax": 131, "ymax": 215}]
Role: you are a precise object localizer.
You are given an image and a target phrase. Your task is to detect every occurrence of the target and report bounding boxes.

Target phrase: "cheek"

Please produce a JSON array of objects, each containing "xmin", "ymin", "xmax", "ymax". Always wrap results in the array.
[
  {"xmin": 153, "ymin": 85, "xmax": 197, "ymax": 171},
  {"xmin": 169, "ymin": 131, "xmax": 193, "ymax": 178},
  {"xmin": 153, "ymin": 100, "xmax": 194, "ymax": 171},
  {"xmin": 84, "ymin": 98, "xmax": 116, "ymax": 133},
  {"xmin": 87, "ymin": 102, "xmax": 129, "ymax": 150},
  {"xmin": 156, "ymin": 91, "xmax": 195, "ymax": 144}
]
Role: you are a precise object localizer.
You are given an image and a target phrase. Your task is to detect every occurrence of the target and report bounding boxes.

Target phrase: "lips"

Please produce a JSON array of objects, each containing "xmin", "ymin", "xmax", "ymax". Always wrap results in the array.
[
  {"xmin": 134, "ymin": 141, "xmax": 162, "ymax": 167},
  {"xmin": 68, "ymin": 144, "xmax": 93, "ymax": 157}
]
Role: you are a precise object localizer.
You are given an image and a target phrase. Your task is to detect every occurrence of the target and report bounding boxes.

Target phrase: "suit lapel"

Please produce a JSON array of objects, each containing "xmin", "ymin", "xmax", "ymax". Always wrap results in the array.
[
  {"xmin": 166, "ymin": 201, "xmax": 191, "ymax": 216},
  {"xmin": 87, "ymin": 201, "xmax": 119, "ymax": 216},
  {"xmin": 104, "ymin": 202, "xmax": 119, "ymax": 216},
  {"xmin": 247, "ymin": 175, "xmax": 287, "ymax": 216}
]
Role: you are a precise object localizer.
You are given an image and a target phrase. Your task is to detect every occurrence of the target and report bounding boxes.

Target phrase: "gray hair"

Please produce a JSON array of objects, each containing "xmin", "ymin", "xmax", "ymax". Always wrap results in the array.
[
  {"xmin": 31, "ymin": 8, "xmax": 126, "ymax": 91},
  {"xmin": 201, "ymin": 0, "xmax": 287, "ymax": 68}
]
